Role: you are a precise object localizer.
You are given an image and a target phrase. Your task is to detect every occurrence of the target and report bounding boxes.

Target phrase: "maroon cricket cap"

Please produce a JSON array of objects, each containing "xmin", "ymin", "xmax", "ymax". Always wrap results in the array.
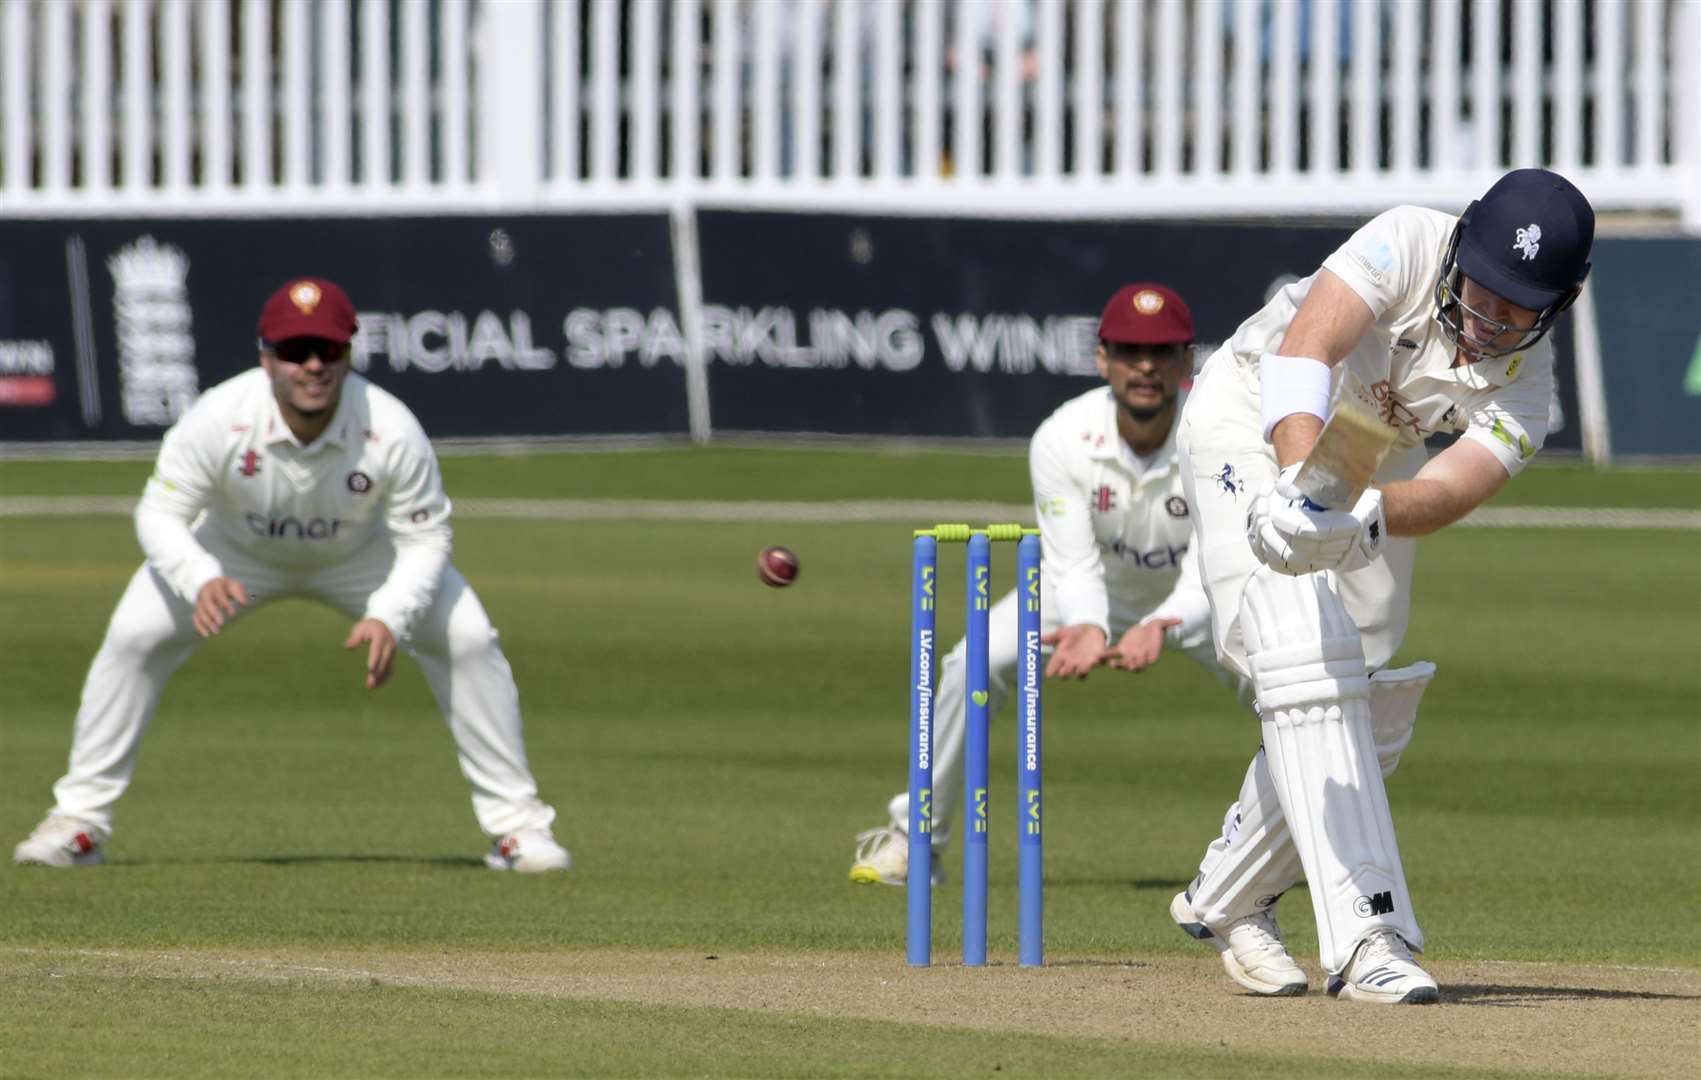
[
  {"xmin": 257, "ymin": 278, "xmax": 359, "ymax": 344},
  {"xmin": 1097, "ymin": 283, "xmax": 1194, "ymax": 345}
]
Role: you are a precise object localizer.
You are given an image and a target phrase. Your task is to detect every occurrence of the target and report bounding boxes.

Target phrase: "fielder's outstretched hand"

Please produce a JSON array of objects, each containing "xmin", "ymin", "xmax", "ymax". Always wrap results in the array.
[
  {"xmin": 193, "ymin": 577, "xmax": 250, "ymax": 637},
  {"xmin": 1102, "ymin": 617, "xmax": 1182, "ymax": 672},
  {"xmin": 344, "ymin": 618, "xmax": 397, "ymax": 689},
  {"xmin": 1042, "ymin": 624, "xmax": 1109, "ymax": 680}
]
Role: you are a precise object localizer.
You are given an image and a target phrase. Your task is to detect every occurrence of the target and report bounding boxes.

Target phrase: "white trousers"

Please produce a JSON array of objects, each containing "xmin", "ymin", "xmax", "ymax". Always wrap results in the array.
[
  {"xmin": 1176, "ymin": 349, "xmax": 1429, "ymax": 971},
  {"xmin": 887, "ymin": 576, "xmax": 1235, "ymax": 842},
  {"xmin": 46, "ymin": 529, "xmax": 557, "ymax": 840}
]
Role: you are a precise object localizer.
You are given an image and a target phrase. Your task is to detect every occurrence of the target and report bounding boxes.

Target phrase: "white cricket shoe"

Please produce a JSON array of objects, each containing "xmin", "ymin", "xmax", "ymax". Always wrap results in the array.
[
  {"xmin": 848, "ymin": 827, "xmax": 944, "ymax": 886},
  {"xmin": 1327, "ymin": 929, "xmax": 1440, "ymax": 1005},
  {"xmin": 484, "ymin": 829, "xmax": 571, "ymax": 873},
  {"xmin": 14, "ymin": 814, "xmax": 106, "ymax": 868},
  {"xmin": 1171, "ymin": 891, "xmax": 1308, "ymax": 996}
]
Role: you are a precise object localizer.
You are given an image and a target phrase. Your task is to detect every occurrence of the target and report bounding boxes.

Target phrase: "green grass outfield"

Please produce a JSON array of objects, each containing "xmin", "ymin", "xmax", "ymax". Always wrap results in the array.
[{"xmin": 1, "ymin": 448, "xmax": 1697, "ymax": 1077}]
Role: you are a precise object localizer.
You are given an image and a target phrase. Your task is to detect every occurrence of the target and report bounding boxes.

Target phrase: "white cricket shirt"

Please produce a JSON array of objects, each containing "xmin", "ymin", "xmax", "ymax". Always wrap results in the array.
[
  {"xmin": 1222, "ymin": 205, "xmax": 1554, "ymax": 476},
  {"xmin": 1029, "ymin": 386, "xmax": 1211, "ymax": 643},
  {"xmin": 134, "ymin": 368, "xmax": 453, "ymax": 638}
]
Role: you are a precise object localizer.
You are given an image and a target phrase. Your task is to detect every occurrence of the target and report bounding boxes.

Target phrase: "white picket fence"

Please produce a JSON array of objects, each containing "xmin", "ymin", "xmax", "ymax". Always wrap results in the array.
[{"xmin": 1, "ymin": 0, "xmax": 1697, "ymax": 225}]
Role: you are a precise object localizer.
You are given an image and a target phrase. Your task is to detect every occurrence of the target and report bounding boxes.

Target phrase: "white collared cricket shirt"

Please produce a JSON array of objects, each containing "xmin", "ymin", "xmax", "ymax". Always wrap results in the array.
[
  {"xmin": 1223, "ymin": 205, "xmax": 1554, "ymax": 476},
  {"xmin": 1029, "ymin": 386, "xmax": 1209, "ymax": 644},
  {"xmin": 135, "ymin": 368, "xmax": 451, "ymax": 638}
]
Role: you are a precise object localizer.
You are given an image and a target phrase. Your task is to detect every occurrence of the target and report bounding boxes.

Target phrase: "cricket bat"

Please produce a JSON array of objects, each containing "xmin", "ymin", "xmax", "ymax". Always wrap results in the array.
[{"xmin": 1292, "ymin": 397, "xmax": 1398, "ymax": 510}]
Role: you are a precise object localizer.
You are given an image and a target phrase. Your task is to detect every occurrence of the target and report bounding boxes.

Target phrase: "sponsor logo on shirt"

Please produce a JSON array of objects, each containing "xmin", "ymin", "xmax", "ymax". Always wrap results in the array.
[
  {"xmin": 1094, "ymin": 485, "xmax": 1116, "ymax": 512},
  {"xmin": 237, "ymin": 450, "xmax": 262, "ymax": 477},
  {"xmin": 346, "ymin": 471, "xmax": 372, "ymax": 494},
  {"xmin": 1109, "ymin": 541, "xmax": 1188, "ymax": 569},
  {"xmin": 1165, "ymin": 496, "xmax": 1189, "ymax": 518},
  {"xmin": 1366, "ymin": 379, "xmax": 1423, "ymax": 437},
  {"xmin": 246, "ymin": 514, "xmax": 346, "ymax": 540}
]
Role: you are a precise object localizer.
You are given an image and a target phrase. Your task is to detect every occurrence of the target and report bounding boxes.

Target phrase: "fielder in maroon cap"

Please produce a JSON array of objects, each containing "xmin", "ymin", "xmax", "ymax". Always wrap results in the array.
[{"xmin": 13, "ymin": 275, "xmax": 575, "ymax": 875}]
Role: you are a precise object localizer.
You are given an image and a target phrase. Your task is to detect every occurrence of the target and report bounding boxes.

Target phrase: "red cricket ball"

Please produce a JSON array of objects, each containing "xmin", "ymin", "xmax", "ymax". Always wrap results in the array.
[{"xmin": 757, "ymin": 545, "xmax": 800, "ymax": 588}]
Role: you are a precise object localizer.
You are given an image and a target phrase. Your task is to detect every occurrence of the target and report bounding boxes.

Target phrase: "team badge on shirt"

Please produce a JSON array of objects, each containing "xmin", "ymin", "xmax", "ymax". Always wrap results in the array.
[
  {"xmin": 1212, "ymin": 463, "xmax": 1242, "ymax": 496},
  {"xmin": 346, "ymin": 470, "xmax": 373, "ymax": 494},
  {"xmin": 1165, "ymin": 496, "xmax": 1189, "ymax": 518}
]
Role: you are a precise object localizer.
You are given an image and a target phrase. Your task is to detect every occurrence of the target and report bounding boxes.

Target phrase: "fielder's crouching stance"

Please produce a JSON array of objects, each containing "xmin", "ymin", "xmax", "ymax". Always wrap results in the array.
[
  {"xmin": 14, "ymin": 277, "xmax": 570, "ymax": 873},
  {"xmin": 1169, "ymin": 168, "xmax": 1595, "ymax": 1003}
]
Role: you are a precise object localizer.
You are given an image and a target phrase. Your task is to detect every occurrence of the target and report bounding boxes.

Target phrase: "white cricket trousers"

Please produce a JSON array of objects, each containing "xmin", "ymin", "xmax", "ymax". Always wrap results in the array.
[
  {"xmin": 47, "ymin": 531, "xmax": 557, "ymax": 840},
  {"xmin": 886, "ymin": 576, "xmax": 1233, "ymax": 843}
]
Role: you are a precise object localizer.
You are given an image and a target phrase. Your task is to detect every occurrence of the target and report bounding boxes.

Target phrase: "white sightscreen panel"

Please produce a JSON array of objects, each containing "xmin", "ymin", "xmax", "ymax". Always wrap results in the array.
[
  {"xmin": 1231, "ymin": 0, "xmax": 1257, "ymax": 174},
  {"xmin": 1270, "ymin": 0, "xmax": 1300, "ymax": 174},
  {"xmin": 629, "ymin": 0, "xmax": 659, "ymax": 181},
  {"xmin": 873, "ymin": 0, "xmax": 901, "ymax": 178},
  {"xmin": 1308, "ymin": 0, "xmax": 1339, "ymax": 174},
  {"xmin": 1033, "ymin": 0, "xmax": 1062, "ymax": 179},
  {"xmin": 1553, "ymin": 0, "xmax": 1582, "ymax": 169},
  {"xmin": 43, "ymin": 0, "xmax": 73, "ymax": 191},
  {"xmin": 1632, "ymin": 0, "xmax": 1663, "ymax": 166},
  {"xmin": 1153, "ymin": 0, "xmax": 1183, "ymax": 178},
  {"xmin": 1470, "ymin": 0, "xmax": 1500, "ymax": 170},
  {"xmin": 441, "ymin": 0, "xmax": 469, "ymax": 185},
  {"xmin": 363, "ymin": 0, "xmax": 391, "ymax": 186},
  {"xmin": 1350, "ymin": 0, "xmax": 1379, "ymax": 173},
  {"xmin": 669, "ymin": 0, "xmax": 698, "ymax": 181},
  {"xmin": 1511, "ymin": 0, "xmax": 1540, "ymax": 167},
  {"xmin": 86, "ymin": 0, "xmax": 115, "ymax": 192},
  {"xmin": 913, "ymin": 0, "xmax": 943, "ymax": 181},
  {"xmin": 241, "ymin": 0, "xmax": 270, "ymax": 188},
  {"xmin": 1597, "ymin": 0, "xmax": 1624, "ymax": 168},
  {"xmin": 401, "ymin": 0, "xmax": 429, "ymax": 185},
  {"xmin": 320, "ymin": 0, "xmax": 350, "ymax": 187},
  {"xmin": 1391, "ymin": 0, "xmax": 1420, "ymax": 174},
  {"xmin": 553, "ymin": 0, "xmax": 581, "ymax": 181},
  {"xmin": 1430, "ymin": 0, "xmax": 1460, "ymax": 171},
  {"xmin": 712, "ymin": 0, "xmax": 740, "ymax": 180},
  {"xmin": 792, "ymin": 0, "xmax": 822, "ymax": 180},
  {"xmin": 590, "ymin": 0, "xmax": 620, "ymax": 181},
  {"xmin": 955, "ymin": 0, "xmax": 983, "ymax": 180},
  {"xmin": 1074, "ymin": 0, "xmax": 1104, "ymax": 178},
  {"xmin": 282, "ymin": 0, "xmax": 311, "ymax": 189}
]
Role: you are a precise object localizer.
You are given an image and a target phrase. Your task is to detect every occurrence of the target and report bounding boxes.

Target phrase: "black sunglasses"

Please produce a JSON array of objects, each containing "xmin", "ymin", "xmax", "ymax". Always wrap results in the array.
[{"xmin": 264, "ymin": 338, "xmax": 350, "ymax": 365}]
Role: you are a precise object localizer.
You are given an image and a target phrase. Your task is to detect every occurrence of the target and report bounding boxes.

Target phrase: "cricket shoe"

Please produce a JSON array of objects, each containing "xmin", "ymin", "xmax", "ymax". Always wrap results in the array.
[
  {"xmin": 1171, "ymin": 890, "xmax": 1308, "ymax": 996},
  {"xmin": 485, "ymin": 829, "xmax": 571, "ymax": 873},
  {"xmin": 848, "ymin": 827, "xmax": 944, "ymax": 886},
  {"xmin": 1327, "ymin": 929, "xmax": 1440, "ymax": 1005},
  {"xmin": 13, "ymin": 814, "xmax": 106, "ymax": 868}
]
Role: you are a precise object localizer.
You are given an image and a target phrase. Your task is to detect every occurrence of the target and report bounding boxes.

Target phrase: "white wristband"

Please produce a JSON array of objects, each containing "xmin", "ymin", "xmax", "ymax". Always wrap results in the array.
[{"xmin": 1259, "ymin": 353, "xmax": 1334, "ymax": 442}]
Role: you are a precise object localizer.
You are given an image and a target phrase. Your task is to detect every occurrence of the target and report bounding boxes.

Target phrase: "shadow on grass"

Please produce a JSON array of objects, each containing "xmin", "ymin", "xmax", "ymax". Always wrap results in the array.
[
  {"xmin": 114, "ymin": 854, "xmax": 486, "ymax": 869},
  {"xmin": 1446, "ymin": 983, "xmax": 1701, "ymax": 1006}
]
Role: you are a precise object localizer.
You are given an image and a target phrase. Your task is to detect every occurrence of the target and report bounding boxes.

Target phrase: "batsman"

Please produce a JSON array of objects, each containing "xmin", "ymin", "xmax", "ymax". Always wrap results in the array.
[{"xmin": 1169, "ymin": 168, "xmax": 1595, "ymax": 1004}]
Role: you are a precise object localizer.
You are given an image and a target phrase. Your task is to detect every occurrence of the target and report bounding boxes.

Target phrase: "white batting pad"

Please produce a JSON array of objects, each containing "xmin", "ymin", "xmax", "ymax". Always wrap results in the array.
[
  {"xmin": 1188, "ymin": 747, "xmax": 1304, "ymax": 927},
  {"xmin": 1188, "ymin": 660, "xmax": 1438, "ymax": 928},
  {"xmin": 1240, "ymin": 567, "xmax": 1422, "ymax": 973}
]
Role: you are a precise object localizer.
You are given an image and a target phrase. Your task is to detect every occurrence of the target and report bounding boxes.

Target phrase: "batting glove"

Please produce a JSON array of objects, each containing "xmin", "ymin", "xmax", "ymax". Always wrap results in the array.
[
  {"xmin": 1244, "ymin": 464, "xmax": 1363, "ymax": 576},
  {"xmin": 1339, "ymin": 487, "xmax": 1387, "ymax": 571}
]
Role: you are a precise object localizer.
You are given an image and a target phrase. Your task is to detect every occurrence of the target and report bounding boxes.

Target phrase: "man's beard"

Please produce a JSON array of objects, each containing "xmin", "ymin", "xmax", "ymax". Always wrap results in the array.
[{"xmin": 1120, "ymin": 390, "xmax": 1177, "ymax": 423}]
